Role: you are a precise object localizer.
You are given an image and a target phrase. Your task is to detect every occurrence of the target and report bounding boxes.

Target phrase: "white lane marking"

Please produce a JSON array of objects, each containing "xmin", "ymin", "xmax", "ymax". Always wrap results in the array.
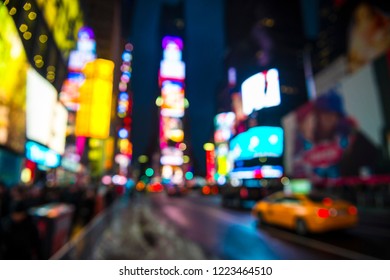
[{"xmin": 265, "ymin": 227, "xmax": 378, "ymax": 260}]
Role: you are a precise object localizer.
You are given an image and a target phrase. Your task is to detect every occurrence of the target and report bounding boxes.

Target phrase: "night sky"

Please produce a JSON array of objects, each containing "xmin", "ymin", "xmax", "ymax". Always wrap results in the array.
[{"xmin": 128, "ymin": 0, "xmax": 225, "ymax": 175}]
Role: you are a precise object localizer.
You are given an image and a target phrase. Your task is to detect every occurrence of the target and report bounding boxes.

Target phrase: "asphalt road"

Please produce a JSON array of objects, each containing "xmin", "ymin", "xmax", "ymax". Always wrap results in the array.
[{"xmin": 148, "ymin": 191, "xmax": 390, "ymax": 260}]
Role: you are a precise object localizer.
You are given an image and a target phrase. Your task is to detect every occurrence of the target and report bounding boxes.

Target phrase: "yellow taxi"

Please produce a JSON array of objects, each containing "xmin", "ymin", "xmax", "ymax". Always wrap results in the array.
[{"xmin": 252, "ymin": 191, "xmax": 358, "ymax": 235}]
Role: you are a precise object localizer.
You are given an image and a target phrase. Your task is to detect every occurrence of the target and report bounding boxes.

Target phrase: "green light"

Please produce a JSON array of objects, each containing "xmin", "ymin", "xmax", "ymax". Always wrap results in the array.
[
  {"xmin": 145, "ymin": 168, "xmax": 154, "ymax": 177},
  {"xmin": 185, "ymin": 171, "xmax": 193, "ymax": 180},
  {"xmin": 184, "ymin": 98, "xmax": 190, "ymax": 108},
  {"xmin": 138, "ymin": 155, "xmax": 148, "ymax": 163}
]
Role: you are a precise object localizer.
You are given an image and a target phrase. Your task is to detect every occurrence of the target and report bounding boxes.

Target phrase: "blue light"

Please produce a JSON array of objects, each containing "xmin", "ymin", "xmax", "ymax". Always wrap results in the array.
[
  {"xmin": 26, "ymin": 141, "xmax": 61, "ymax": 168},
  {"xmin": 119, "ymin": 92, "xmax": 128, "ymax": 101},
  {"xmin": 230, "ymin": 126, "xmax": 284, "ymax": 160},
  {"xmin": 122, "ymin": 52, "xmax": 132, "ymax": 62},
  {"xmin": 118, "ymin": 128, "xmax": 128, "ymax": 139}
]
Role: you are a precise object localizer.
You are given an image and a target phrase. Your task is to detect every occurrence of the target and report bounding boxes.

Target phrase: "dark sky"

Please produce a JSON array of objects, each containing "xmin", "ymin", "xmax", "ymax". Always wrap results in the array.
[{"xmin": 128, "ymin": 0, "xmax": 225, "ymax": 175}]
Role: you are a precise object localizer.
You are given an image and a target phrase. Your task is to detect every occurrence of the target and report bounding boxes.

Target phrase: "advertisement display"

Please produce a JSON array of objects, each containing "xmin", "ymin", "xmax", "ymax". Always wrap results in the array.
[
  {"xmin": 161, "ymin": 81, "xmax": 185, "ymax": 118},
  {"xmin": 35, "ymin": 0, "xmax": 84, "ymax": 59},
  {"xmin": 313, "ymin": 2, "xmax": 390, "ymax": 92},
  {"xmin": 26, "ymin": 68, "xmax": 58, "ymax": 145},
  {"xmin": 26, "ymin": 141, "xmax": 61, "ymax": 169},
  {"xmin": 283, "ymin": 64, "xmax": 384, "ymax": 179},
  {"xmin": 160, "ymin": 147, "xmax": 183, "ymax": 166},
  {"xmin": 241, "ymin": 69, "xmax": 281, "ymax": 116},
  {"xmin": 26, "ymin": 68, "xmax": 68, "ymax": 155},
  {"xmin": 75, "ymin": 59, "xmax": 114, "ymax": 139},
  {"xmin": 214, "ymin": 112, "xmax": 236, "ymax": 144},
  {"xmin": 160, "ymin": 116, "xmax": 184, "ymax": 148},
  {"xmin": 0, "ymin": 5, "xmax": 27, "ymax": 154},
  {"xmin": 230, "ymin": 126, "xmax": 284, "ymax": 161}
]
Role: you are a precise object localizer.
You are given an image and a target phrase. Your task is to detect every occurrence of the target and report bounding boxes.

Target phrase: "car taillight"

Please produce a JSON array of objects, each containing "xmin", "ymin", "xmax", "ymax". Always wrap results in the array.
[
  {"xmin": 202, "ymin": 185, "xmax": 210, "ymax": 195},
  {"xmin": 240, "ymin": 188, "xmax": 249, "ymax": 199},
  {"xmin": 322, "ymin": 197, "xmax": 333, "ymax": 207},
  {"xmin": 348, "ymin": 206, "xmax": 358, "ymax": 215},
  {"xmin": 317, "ymin": 208, "xmax": 330, "ymax": 218},
  {"xmin": 211, "ymin": 186, "xmax": 219, "ymax": 195}
]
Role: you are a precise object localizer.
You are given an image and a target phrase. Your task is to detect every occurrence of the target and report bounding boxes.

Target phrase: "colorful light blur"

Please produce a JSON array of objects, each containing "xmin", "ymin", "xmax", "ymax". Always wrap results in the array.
[
  {"xmin": 0, "ymin": 5, "xmax": 27, "ymax": 154},
  {"xmin": 159, "ymin": 36, "xmax": 186, "ymax": 185},
  {"xmin": 241, "ymin": 69, "xmax": 281, "ymax": 116},
  {"xmin": 75, "ymin": 59, "xmax": 114, "ymax": 139}
]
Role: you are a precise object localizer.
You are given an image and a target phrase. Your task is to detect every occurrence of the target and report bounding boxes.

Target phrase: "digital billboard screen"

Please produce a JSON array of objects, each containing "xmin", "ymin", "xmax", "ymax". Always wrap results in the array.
[{"xmin": 230, "ymin": 126, "xmax": 284, "ymax": 161}]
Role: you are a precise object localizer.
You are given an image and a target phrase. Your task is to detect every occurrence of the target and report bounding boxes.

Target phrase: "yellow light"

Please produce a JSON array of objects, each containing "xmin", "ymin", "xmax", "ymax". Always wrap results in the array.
[
  {"xmin": 35, "ymin": 59, "xmax": 44, "ymax": 68},
  {"xmin": 23, "ymin": 31, "xmax": 32, "ymax": 40},
  {"xmin": 259, "ymin": 157, "xmax": 267, "ymax": 163},
  {"xmin": 168, "ymin": 130, "xmax": 184, "ymax": 142},
  {"xmin": 183, "ymin": 155, "xmax": 190, "ymax": 163},
  {"xmin": 179, "ymin": 143, "xmax": 187, "ymax": 151},
  {"xmin": 28, "ymin": 12, "xmax": 37, "ymax": 20},
  {"xmin": 281, "ymin": 176, "xmax": 290, "ymax": 186},
  {"xmin": 75, "ymin": 59, "xmax": 114, "ymax": 139},
  {"xmin": 138, "ymin": 155, "xmax": 148, "ymax": 163},
  {"xmin": 21, "ymin": 168, "xmax": 32, "ymax": 183},
  {"xmin": 47, "ymin": 73, "xmax": 55, "ymax": 82},
  {"xmin": 34, "ymin": 55, "xmax": 42, "ymax": 61},
  {"xmin": 203, "ymin": 143, "xmax": 215, "ymax": 151},
  {"xmin": 47, "ymin": 65, "xmax": 56, "ymax": 72},
  {"xmin": 9, "ymin": 7, "xmax": 17, "ymax": 15},
  {"xmin": 39, "ymin": 34, "xmax": 48, "ymax": 43},
  {"xmin": 23, "ymin": 3, "xmax": 32, "ymax": 11},
  {"xmin": 155, "ymin": 96, "xmax": 163, "ymax": 107},
  {"xmin": 4, "ymin": 0, "xmax": 10, "ymax": 5},
  {"xmin": 19, "ymin": 24, "xmax": 28, "ymax": 33}
]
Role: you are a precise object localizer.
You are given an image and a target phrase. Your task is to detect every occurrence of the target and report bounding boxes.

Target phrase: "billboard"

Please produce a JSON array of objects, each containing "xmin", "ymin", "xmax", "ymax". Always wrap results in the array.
[
  {"xmin": 26, "ymin": 141, "xmax": 61, "ymax": 169},
  {"xmin": 0, "ymin": 5, "xmax": 27, "ymax": 154},
  {"xmin": 160, "ymin": 81, "xmax": 185, "ymax": 118},
  {"xmin": 75, "ymin": 59, "xmax": 114, "ymax": 139},
  {"xmin": 35, "ymin": 0, "xmax": 84, "ymax": 59},
  {"xmin": 230, "ymin": 126, "xmax": 284, "ymax": 161},
  {"xmin": 214, "ymin": 112, "xmax": 235, "ymax": 144},
  {"xmin": 26, "ymin": 68, "xmax": 58, "ymax": 145},
  {"xmin": 241, "ymin": 69, "xmax": 281, "ymax": 116},
  {"xmin": 283, "ymin": 64, "xmax": 384, "ymax": 179}
]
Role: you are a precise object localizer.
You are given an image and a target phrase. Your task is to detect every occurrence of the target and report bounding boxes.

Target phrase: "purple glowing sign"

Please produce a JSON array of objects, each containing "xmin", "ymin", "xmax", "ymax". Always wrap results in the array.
[{"xmin": 162, "ymin": 36, "xmax": 183, "ymax": 50}]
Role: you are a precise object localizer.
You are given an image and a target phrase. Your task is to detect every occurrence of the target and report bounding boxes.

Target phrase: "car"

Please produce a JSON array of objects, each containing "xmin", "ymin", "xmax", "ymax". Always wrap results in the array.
[
  {"xmin": 165, "ymin": 184, "xmax": 187, "ymax": 197},
  {"xmin": 252, "ymin": 191, "xmax": 358, "ymax": 235}
]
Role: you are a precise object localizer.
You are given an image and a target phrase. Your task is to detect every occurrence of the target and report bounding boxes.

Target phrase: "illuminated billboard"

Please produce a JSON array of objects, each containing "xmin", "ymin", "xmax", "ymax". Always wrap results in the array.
[
  {"xmin": 230, "ymin": 165, "xmax": 283, "ymax": 180},
  {"xmin": 75, "ymin": 59, "xmax": 114, "ymax": 139},
  {"xmin": 230, "ymin": 126, "xmax": 284, "ymax": 161},
  {"xmin": 26, "ymin": 68, "xmax": 58, "ymax": 145},
  {"xmin": 214, "ymin": 112, "xmax": 235, "ymax": 143},
  {"xmin": 241, "ymin": 69, "xmax": 281, "ymax": 116},
  {"xmin": 159, "ymin": 36, "xmax": 185, "ymax": 81},
  {"xmin": 35, "ymin": 0, "xmax": 84, "ymax": 59},
  {"xmin": 283, "ymin": 65, "xmax": 385, "ymax": 179},
  {"xmin": 160, "ymin": 147, "xmax": 183, "ymax": 166},
  {"xmin": 0, "ymin": 5, "xmax": 28, "ymax": 154},
  {"xmin": 161, "ymin": 81, "xmax": 185, "ymax": 118},
  {"xmin": 26, "ymin": 141, "xmax": 61, "ymax": 169}
]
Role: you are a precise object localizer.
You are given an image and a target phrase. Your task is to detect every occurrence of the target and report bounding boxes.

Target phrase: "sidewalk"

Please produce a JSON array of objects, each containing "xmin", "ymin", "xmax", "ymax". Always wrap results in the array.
[{"xmin": 53, "ymin": 195, "xmax": 210, "ymax": 260}]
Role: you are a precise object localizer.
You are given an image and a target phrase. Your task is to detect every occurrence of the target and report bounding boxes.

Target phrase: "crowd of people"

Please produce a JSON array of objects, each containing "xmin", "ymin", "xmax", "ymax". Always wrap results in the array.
[{"xmin": 0, "ymin": 182, "xmax": 120, "ymax": 260}]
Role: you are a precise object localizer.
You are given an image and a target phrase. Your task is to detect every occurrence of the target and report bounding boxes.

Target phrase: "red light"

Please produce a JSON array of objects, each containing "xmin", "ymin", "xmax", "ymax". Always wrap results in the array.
[
  {"xmin": 322, "ymin": 197, "xmax": 333, "ymax": 207},
  {"xmin": 317, "ymin": 208, "xmax": 330, "ymax": 218},
  {"xmin": 240, "ymin": 188, "xmax": 249, "ymax": 199},
  {"xmin": 211, "ymin": 186, "xmax": 219, "ymax": 195},
  {"xmin": 348, "ymin": 206, "xmax": 358, "ymax": 215},
  {"xmin": 202, "ymin": 185, "xmax": 211, "ymax": 195}
]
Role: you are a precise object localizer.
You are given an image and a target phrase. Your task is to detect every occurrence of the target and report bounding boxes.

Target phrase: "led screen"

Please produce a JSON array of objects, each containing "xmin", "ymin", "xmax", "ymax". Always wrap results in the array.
[
  {"xmin": 26, "ymin": 141, "xmax": 61, "ymax": 169},
  {"xmin": 161, "ymin": 81, "xmax": 184, "ymax": 118},
  {"xmin": 241, "ymin": 69, "xmax": 281, "ymax": 116},
  {"xmin": 230, "ymin": 126, "xmax": 284, "ymax": 161},
  {"xmin": 26, "ymin": 68, "xmax": 57, "ymax": 146},
  {"xmin": 0, "ymin": 5, "xmax": 27, "ymax": 154},
  {"xmin": 214, "ymin": 112, "xmax": 235, "ymax": 143}
]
